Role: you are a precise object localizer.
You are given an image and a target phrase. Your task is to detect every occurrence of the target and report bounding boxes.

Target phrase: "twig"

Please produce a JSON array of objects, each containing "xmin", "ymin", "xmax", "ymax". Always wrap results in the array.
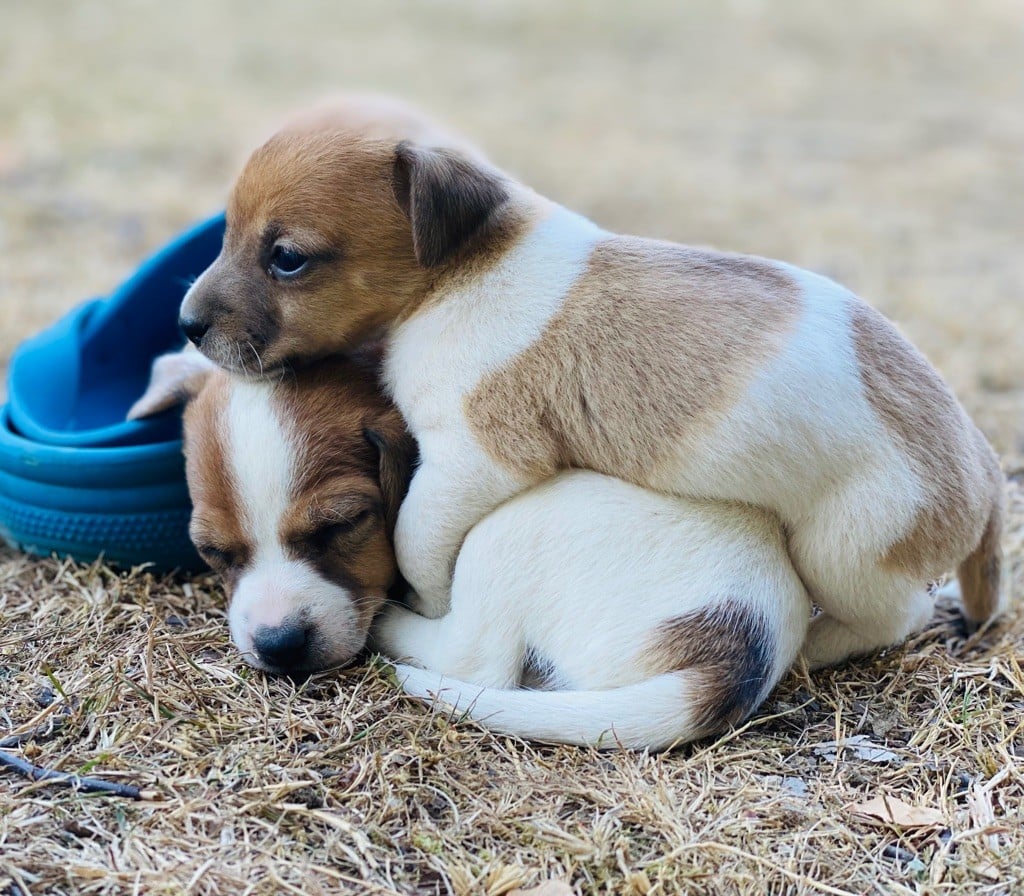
[
  {"xmin": 0, "ymin": 748, "xmax": 159, "ymax": 800},
  {"xmin": 0, "ymin": 725, "xmax": 65, "ymax": 750}
]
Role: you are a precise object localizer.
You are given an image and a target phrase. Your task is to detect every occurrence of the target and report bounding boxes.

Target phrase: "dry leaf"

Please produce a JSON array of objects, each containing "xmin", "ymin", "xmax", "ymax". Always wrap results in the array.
[
  {"xmin": 973, "ymin": 860, "xmax": 1001, "ymax": 881},
  {"xmin": 509, "ymin": 883, "xmax": 576, "ymax": 896},
  {"xmin": 814, "ymin": 735, "xmax": 901, "ymax": 764},
  {"xmin": 850, "ymin": 794, "xmax": 946, "ymax": 829}
]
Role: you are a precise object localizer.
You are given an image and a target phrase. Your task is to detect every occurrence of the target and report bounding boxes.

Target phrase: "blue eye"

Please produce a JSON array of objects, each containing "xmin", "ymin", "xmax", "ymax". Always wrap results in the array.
[{"xmin": 269, "ymin": 245, "xmax": 309, "ymax": 279}]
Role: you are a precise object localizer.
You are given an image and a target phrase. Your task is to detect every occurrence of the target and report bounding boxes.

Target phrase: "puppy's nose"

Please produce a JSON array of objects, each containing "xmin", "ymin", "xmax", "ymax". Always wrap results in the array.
[
  {"xmin": 250, "ymin": 626, "xmax": 307, "ymax": 667},
  {"xmin": 179, "ymin": 316, "xmax": 210, "ymax": 347},
  {"xmin": 252, "ymin": 623, "xmax": 310, "ymax": 671}
]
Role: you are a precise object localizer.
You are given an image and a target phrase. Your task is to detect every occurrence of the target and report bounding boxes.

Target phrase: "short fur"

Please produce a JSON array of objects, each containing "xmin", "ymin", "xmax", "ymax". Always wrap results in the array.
[
  {"xmin": 179, "ymin": 100, "xmax": 1005, "ymax": 669},
  {"xmin": 135, "ymin": 349, "xmax": 811, "ymax": 750},
  {"xmin": 133, "ymin": 348, "xmax": 408, "ymax": 674}
]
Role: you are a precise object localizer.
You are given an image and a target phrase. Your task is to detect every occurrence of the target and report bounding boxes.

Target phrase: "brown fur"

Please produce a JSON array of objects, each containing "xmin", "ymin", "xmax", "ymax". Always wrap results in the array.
[
  {"xmin": 186, "ymin": 104, "xmax": 518, "ymax": 376},
  {"xmin": 393, "ymin": 141, "xmax": 510, "ymax": 268},
  {"xmin": 464, "ymin": 238, "xmax": 802, "ymax": 482},
  {"xmin": 851, "ymin": 302, "xmax": 1004, "ymax": 600},
  {"xmin": 273, "ymin": 356, "xmax": 413, "ymax": 631},
  {"xmin": 957, "ymin": 491, "xmax": 1005, "ymax": 623},
  {"xmin": 219, "ymin": 130, "xmax": 429, "ymax": 368},
  {"xmin": 644, "ymin": 600, "xmax": 773, "ymax": 735}
]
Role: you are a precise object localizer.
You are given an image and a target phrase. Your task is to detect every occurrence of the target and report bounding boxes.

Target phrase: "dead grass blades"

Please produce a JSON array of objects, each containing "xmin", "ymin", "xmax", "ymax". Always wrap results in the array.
[
  {"xmin": 3, "ymin": 1, "xmax": 1023, "ymax": 892},
  {"xmin": 1, "ymin": 477, "xmax": 1022, "ymax": 894}
]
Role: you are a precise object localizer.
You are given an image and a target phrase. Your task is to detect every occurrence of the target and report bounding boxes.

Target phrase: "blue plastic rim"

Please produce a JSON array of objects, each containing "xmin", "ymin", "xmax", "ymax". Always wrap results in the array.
[
  {"xmin": 0, "ymin": 213, "xmax": 225, "ymax": 572},
  {"xmin": 8, "ymin": 213, "xmax": 226, "ymax": 448}
]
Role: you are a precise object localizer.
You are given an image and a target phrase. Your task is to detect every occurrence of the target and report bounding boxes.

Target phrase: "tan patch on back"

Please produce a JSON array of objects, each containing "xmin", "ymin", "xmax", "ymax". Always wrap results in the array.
[
  {"xmin": 183, "ymin": 374, "xmax": 250, "ymax": 581},
  {"xmin": 644, "ymin": 599, "xmax": 773, "ymax": 736},
  {"xmin": 465, "ymin": 238, "xmax": 802, "ymax": 481},
  {"xmin": 851, "ymin": 302, "xmax": 1001, "ymax": 577}
]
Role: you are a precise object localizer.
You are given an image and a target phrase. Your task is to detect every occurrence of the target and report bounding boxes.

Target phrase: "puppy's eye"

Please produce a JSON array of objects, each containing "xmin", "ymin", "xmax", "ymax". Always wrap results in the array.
[
  {"xmin": 269, "ymin": 245, "xmax": 309, "ymax": 280},
  {"xmin": 197, "ymin": 544, "xmax": 240, "ymax": 570},
  {"xmin": 313, "ymin": 510, "xmax": 374, "ymax": 545}
]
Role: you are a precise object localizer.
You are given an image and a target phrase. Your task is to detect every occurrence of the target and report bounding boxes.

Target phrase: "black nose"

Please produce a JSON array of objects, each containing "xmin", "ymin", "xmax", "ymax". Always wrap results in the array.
[
  {"xmin": 252, "ymin": 623, "xmax": 310, "ymax": 671},
  {"xmin": 179, "ymin": 316, "xmax": 210, "ymax": 347}
]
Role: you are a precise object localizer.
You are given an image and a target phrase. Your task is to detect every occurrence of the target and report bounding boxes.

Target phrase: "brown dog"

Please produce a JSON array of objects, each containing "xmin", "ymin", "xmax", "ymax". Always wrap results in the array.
[
  {"xmin": 178, "ymin": 101, "xmax": 1004, "ymax": 669},
  {"xmin": 130, "ymin": 346, "xmax": 412, "ymax": 674}
]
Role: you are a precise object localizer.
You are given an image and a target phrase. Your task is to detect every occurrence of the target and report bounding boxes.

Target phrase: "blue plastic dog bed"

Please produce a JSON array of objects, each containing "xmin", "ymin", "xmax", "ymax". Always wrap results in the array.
[{"xmin": 0, "ymin": 213, "xmax": 226, "ymax": 572}]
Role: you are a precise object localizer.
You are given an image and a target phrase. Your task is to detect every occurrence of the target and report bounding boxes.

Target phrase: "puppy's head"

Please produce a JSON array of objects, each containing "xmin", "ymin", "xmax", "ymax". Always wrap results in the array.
[
  {"xmin": 179, "ymin": 97, "xmax": 512, "ymax": 376},
  {"xmin": 132, "ymin": 345, "xmax": 415, "ymax": 675}
]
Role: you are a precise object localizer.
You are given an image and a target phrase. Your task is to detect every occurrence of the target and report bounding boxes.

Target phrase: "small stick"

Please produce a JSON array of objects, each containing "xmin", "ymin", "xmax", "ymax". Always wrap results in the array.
[{"xmin": 0, "ymin": 749, "xmax": 159, "ymax": 801}]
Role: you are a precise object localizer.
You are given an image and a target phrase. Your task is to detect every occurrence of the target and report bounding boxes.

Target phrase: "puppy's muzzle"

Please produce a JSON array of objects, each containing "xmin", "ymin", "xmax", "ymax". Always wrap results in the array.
[
  {"xmin": 179, "ymin": 315, "xmax": 210, "ymax": 348},
  {"xmin": 252, "ymin": 621, "xmax": 312, "ymax": 672}
]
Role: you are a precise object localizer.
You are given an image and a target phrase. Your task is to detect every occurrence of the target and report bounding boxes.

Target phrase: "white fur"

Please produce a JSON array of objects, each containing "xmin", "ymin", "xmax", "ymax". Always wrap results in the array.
[
  {"xmin": 374, "ymin": 471, "xmax": 811, "ymax": 750},
  {"xmin": 394, "ymin": 668, "xmax": 723, "ymax": 752},
  {"xmin": 384, "ymin": 199, "xmax": 961, "ymax": 667},
  {"xmin": 226, "ymin": 380, "xmax": 294, "ymax": 562},
  {"xmin": 223, "ymin": 380, "xmax": 362, "ymax": 670},
  {"xmin": 386, "ymin": 200, "xmax": 607, "ymax": 616}
]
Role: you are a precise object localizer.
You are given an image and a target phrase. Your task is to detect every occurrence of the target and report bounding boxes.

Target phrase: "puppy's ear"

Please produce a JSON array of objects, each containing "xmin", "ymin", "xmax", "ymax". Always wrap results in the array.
[
  {"xmin": 363, "ymin": 416, "xmax": 418, "ymax": 539},
  {"xmin": 127, "ymin": 345, "xmax": 218, "ymax": 420},
  {"xmin": 392, "ymin": 141, "xmax": 508, "ymax": 268}
]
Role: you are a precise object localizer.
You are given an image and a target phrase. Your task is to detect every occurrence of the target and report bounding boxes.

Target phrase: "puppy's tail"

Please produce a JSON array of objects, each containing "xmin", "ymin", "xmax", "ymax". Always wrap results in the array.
[
  {"xmin": 957, "ymin": 486, "xmax": 1006, "ymax": 626},
  {"xmin": 393, "ymin": 665, "xmax": 765, "ymax": 752}
]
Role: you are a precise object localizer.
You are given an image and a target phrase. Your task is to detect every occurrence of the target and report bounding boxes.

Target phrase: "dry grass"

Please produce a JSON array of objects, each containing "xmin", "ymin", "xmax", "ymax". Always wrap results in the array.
[{"xmin": 2, "ymin": 1, "xmax": 1023, "ymax": 893}]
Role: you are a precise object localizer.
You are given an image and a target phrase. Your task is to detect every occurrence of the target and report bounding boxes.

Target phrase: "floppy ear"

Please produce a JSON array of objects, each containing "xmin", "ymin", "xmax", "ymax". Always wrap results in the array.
[
  {"xmin": 127, "ymin": 345, "xmax": 218, "ymax": 420},
  {"xmin": 363, "ymin": 417, "xmax": 418, "ymax": 540},
  {"xmin": 392, "ymin": 141, "xmax": 508, "ymax": 268}
]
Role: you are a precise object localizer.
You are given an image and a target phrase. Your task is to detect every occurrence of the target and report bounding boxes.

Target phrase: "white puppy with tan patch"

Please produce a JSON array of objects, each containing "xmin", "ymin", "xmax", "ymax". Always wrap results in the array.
[
  {"xmin": 132, "ymin": 348, "xmax": 811, "ymax": 750},
  {"xmin": 178, "ymin": 101, "xmax": 1005, "ymax": 669}
]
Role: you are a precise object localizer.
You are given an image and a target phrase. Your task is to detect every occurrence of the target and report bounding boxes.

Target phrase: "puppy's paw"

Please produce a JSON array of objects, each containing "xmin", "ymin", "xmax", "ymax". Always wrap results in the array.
[
  {"xmin": 370, "ymin": 602, "xmax": 442, "ymax": 668},
  {"xmin": 403, "ymin": 588, "xmax": 450, "ymax": 619}
]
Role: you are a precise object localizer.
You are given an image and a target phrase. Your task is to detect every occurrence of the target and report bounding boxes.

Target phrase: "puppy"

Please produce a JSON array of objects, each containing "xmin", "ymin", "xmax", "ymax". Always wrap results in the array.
[
  {"xmin": 178, "ymin": 101, "xmax": 1005, "ymax": 669},
  {"xmin": 129, "ymin": 345, "xmax": 414, "ymax": 674},
  {"xmin": 133, "ymin": 348, "xmax": 811, "ymax": 750}
]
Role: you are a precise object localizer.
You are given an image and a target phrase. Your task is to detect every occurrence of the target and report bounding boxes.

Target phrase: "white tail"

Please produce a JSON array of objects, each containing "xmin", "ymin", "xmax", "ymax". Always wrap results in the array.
[{"xmin": 395, "ymin": 664, "xmax": 741, "ymax": 751}]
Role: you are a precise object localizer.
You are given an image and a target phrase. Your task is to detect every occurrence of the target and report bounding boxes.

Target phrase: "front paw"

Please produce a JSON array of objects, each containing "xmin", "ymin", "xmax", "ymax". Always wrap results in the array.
[
  {"xmin": 393, "ymin": 543, "xmax": 452, "ymax": 618},
  {"xmin": 370, "ymin": 603, "xmax": 426, "ymax": 662},
  {"xmin": 404, "ymin": 586, "xmax": 451, "ymax": 619},
  {"xmin": 394, "ymin": 518, "xmax": 455, "ymax": 619}
]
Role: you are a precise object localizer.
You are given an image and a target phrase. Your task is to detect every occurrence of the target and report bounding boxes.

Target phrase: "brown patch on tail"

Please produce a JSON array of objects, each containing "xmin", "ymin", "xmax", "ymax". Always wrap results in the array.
[{"xmin": 644, "ymin": 599, "xmax": 773, "ymax": 736}]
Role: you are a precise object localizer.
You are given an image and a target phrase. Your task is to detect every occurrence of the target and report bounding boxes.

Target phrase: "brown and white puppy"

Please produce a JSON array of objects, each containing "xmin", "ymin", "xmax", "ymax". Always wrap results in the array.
[
  {"xmin": 133, "ymin": 347, "xmax": 811, "ymax": 751},
  {"xmin": 130, "ymin": 346, "xmax": 413, "ymax": 674},
  {"xmin": 178, "ymin": 101, "xmax": 1006, "ymax": 670}
]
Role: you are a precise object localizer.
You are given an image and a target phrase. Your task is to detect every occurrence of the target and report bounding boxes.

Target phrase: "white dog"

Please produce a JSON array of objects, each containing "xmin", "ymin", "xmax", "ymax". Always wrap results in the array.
[{"xmin": 133, "ymin": 348, "xmax": 810, "ymax": 750}]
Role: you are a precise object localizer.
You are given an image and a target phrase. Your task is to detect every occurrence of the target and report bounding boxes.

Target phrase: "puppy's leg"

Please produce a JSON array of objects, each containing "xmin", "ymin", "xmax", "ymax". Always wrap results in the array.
[
  {"xmin": 791, "ymin": 485, "xmax": 936, "ymax": 669},
  {"xmin": 372, "ymin": 602, "xmax": 524, "ymax": 690},
  {"xmin": 395, "ymin": 444, "xmax": 524, "ymax": 618},
  {"xmin": 801, "ymin": 587, "xmax": 933, "ymax": 669}
]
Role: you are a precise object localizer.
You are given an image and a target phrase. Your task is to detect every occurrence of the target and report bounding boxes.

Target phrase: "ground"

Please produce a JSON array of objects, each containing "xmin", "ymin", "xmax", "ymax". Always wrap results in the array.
[{"xmin": 1, "ymin": 1, "xmax": 1022, "ymax": 894}]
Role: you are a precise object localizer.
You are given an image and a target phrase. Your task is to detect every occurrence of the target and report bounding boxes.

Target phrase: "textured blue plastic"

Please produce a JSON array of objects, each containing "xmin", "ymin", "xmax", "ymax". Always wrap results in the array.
[
  {"xmin": 0, "ymin": 406, "xmax": 202, "ymax": 571},
  {"xmin": 0, "ymin": 213, "xmax": 225, "ymax": 572}
]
